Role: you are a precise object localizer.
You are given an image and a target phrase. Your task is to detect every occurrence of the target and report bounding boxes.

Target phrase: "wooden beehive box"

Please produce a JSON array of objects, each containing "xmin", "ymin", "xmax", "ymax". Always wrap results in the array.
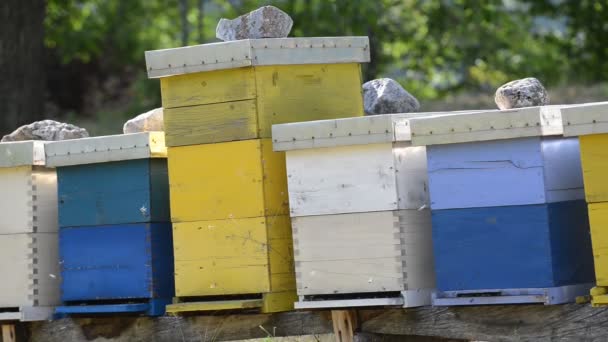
[
  {"xmin": 144, "ymin": 37, "xmax": 370, "ymax": 147},
  {"xmin": 0, "ymin": 141, "xmax": 60, "ymax": 321},
  {"xmin": 272, "ymin": 114, "xmax": 437, "ymax": 308},
  {"xmin": 562, "ymin": 101, "xmax": 608, "ymax": 306},
  {"xmin": 409, "ymin": 105, "xmax": 595, "ymax": 306},
  {"xmin": 165, "ymin": 139, "xmax": 295, "ymax": 313},
  {"xmin": 44, "ymin": 132, "xmax": 174, "ymax": 316}
]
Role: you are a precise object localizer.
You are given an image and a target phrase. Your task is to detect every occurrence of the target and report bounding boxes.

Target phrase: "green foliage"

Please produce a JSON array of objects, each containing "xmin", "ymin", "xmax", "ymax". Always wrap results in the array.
[{"xmin": 44, "ymin": 0, "xmax": 608, "ymax": 114}]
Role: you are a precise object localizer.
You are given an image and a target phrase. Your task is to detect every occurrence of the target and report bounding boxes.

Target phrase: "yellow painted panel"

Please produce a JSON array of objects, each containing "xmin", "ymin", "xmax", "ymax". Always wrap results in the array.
[
  {"xmin": 168, "ymin": 139, "xmax": 288, "ymax": 222},
  {"xmin": 173, "ymin": 217, "xmax": 270, "ymax": 296},
  {"xmin": 588, "ymin": 202, "xmax": 608, "ymax": 286},
  {"xmin": 168, "ymin": 140, "xmax": 265, "ymax": 222},
  {"xmin": 254, "ymin": 63, "xmax": 365, "ymax": 137},
  {"xmin": 166, "ymin": 299, "xmax": 263, "ymax": 313},
  {"xmin": 265, "ymin": 215, "xmax": 295, "ymax": 291},
  {"xmin": 260, "ymin": 140, "xmax": 290, "ymax": 217},
  {"xmin": 164, "ymin": 99, "xmax": 258, "ymax": 147},
  {"xmin": 261, "ymin": 291, "xmax": 297, "ymax": 313},
  {"xmin": 160, "ymin": 67, "xmax": 256, "ymax": 108},
  {"xmin": 580, "ymin": 134, "xmax": 608, "ymax": 203}
]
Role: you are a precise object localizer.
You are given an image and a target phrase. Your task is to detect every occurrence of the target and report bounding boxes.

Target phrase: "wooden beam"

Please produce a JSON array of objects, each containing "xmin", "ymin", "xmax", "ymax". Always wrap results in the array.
[
  {"xmin": 331, "ymin": 310, "xmax": 358, "ymax": 342},
  {"xmin": 2, "ymin": 324, "xmax": 16, "ymax": 342},
  {"xmin": 360, "ymin": 305, "xmax": 608, "ymax": 341}
]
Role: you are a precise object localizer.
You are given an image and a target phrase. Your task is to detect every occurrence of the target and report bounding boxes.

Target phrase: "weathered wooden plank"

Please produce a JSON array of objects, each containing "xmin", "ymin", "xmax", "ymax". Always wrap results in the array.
[
  {"xmin": 331, "ymin": 310, "xmax": 358, "ymax": 342},
  {"xmin": 0, "ymin": 141, "xmax": 45, "ymax": 168},
  {"xmin": 561, "ymin": 101, "xmax": 608, "ymax": 137}
]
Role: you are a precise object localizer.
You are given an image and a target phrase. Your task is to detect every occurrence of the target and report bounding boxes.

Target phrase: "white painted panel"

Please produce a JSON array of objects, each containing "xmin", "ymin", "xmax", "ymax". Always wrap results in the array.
[
  {"xmin": 32, "ymin": 232, "xmax": 61, "ymax": 306},
  {"xmin": 396, "ymin": 210, "xmax": 435, "ymax": 290},
  {"xmin": 0, "ymin": 234, "xmax": 32, "ymax": 307},
  {"xmin": 0, "ymin": 166, "xmax": 33, "ymax": 234},
  {"xmin": 0, "ymin": 141, "xmax": 45, "ymax": 167},
  {"xmin": 410, "ymin": 105, "xmax": 564, "ymax": 146},
  {"xmin": 541, "ymin": 137, "xmax": 585, "ymax": 202},
  {"xmin": 146, "ymin": 37, "xmax": 370, "ymax": 78},
  {"xmin": 31, "ymin": 168, "xmax": 59, "ymax": 233},
  {"xmin": 286, "ymin": 143, "xmax": 398, "ymax": 216},
  {"xmin": 292, "ymin": 211, "xmax": 403, "ymax": 295},
  {"xmin": 561, "ymin": 101, "xmax": 608, "ymax": 136},
  {"xmin": 394, "ymin": 144, "xmax": 429, "ymax": 209},
  {"xmin": 44, "ymin": 132, "xmax": 166, "ymax": 167}
]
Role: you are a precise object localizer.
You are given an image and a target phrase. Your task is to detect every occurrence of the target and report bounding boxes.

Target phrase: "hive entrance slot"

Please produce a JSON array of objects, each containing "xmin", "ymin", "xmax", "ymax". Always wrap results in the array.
[
  {"xmin": 303, "ymin": 291, "xmax": 402, "ymax": 302},
  {"xmin": 456, "ymin": 291, "xmax": 502, "ymax": 298}
]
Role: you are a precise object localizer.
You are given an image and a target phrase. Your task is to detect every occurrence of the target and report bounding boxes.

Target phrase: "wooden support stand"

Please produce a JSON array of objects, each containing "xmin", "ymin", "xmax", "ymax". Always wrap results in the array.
[
  {"xmin": 331, "ymin": 310, "xmax": 358, "ymax": 342},
  {"xmin": 2, "ymin": 324, "xmax": 16, "ymax": 342}
]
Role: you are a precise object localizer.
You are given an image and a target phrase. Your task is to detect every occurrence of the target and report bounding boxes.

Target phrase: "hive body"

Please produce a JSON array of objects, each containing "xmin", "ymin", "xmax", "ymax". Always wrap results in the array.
[
  {"xmin": 410, "ymin": 107, "xmax": 595, "ymax": 306},
  {"xmin": 561, "ymin": 103, "xmax": 608, "ymax": 306},
  {"xmin": 273, "ymin": 114, "xmax": 436, "ymax": 309},
  {"xmin": 46, "ymin": 133, "xmax": 174, "ymax": 316},
  {"xmin": 0, "ymin": 142, "xmax": 60, "ymax": 321},
  {"xmin": 146, "ymin": 37, "xmax": 371, "ymax": 313}
]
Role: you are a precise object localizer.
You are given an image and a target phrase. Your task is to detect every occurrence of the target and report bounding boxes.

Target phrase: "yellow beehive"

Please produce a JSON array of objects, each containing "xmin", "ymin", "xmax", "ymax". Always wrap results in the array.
[
  {"xmin": 562, "ymin": 102, "xmax": 608, "ymax": 306},
  {"xmin": 167, "ymin": 139, "xmax": 288, "ymax": 222},
  {"xmin": 145, "ymin": 37, "xmax": 370, "ymax": 147}
]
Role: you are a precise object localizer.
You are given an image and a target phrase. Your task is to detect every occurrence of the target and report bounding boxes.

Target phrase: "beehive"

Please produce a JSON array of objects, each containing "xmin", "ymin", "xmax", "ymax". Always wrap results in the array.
[
  {"xmin": 272, "ymin": 114, "xmax": 436, "ymax": 308},
  {"xmin": 44, "ymin": 133, "xmax": 174, "ymax": 316},
  {"xmin": 0, "ymin": 141, "xmax": 60, "ymax": 321},
  {"xmin": 145, "ymin": 37, "xmax": 369, "ymax": 146},
  {"xmin": 409, "ymin": 105, "xmax": 595, "ymax": 305},
  {"xmin": 562, "ymin": 101, "xmax": 608, "ymax": 306},
  {"xmin": 145, "ymin": 37, "xmax": 370, "ymax": 314}
]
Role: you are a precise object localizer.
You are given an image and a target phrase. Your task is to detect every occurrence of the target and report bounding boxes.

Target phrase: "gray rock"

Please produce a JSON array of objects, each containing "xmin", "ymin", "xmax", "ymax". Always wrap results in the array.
[
  {"xmin": 363, "ymin": 78, "xmax": 420, "ymax": 115},
  {"xmin": 216, "ymin": 6, "xmax": 293, "ymax": 41},
  {"xmin": 495, "ymin": 77, "xmax": 549, "ymax": 110},
  {"xmin": 123, "ymin": 107, "xmax": 164, "ymax": 134},
  {"xmin": 1, "ymin": 120, "xmax": 89, "ymax": 142}
]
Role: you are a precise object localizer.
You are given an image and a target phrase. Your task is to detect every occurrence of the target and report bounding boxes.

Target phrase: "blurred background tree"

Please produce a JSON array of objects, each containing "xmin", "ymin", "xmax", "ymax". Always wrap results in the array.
[{"xmin": 2, "ymin": 0, "xmax": 608, "ymax": 135}]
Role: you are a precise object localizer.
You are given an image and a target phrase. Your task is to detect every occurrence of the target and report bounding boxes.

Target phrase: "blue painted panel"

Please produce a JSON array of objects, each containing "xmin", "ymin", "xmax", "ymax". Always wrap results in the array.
[
  {"xmin": 60, "ymin": 223, "xmax": 173, "ymax": 301},
  {"xmin": 427, "ymin": 137, "xmax": 546, "ymax": 210},
  {"xmin": 57, "ymin": 159, "xmax": 170, "ymax": 227},
  {"xmin": 432, "ymin": 202, "xmax": 594, "ymax": 291}
]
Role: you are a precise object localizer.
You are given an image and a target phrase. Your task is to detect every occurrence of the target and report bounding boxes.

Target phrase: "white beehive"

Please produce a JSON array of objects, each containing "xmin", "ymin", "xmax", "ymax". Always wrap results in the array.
[
  {"xmin": 0, "ymin": 141, "xmax": 60, "ymax": 321},
  {"xmin": 272, "ymin": 114, "xmax": 440, "ymax": 308}
]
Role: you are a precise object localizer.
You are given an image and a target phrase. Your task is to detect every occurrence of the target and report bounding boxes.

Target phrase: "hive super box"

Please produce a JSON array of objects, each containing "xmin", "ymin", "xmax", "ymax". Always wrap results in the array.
[
  {"xmin": 562, "ymin": 101, "xmax": 608, "ymax": 306},
  {"xmin": 409, "ymin": 105, "xmax": 595, "ymax": 305},
  {"xmin": 273, "ymin": 114, "xmax": 436, "ymax": 309},
  {"xmin": 44, "ymin": 132, "xmax": 174, "ymax": 316},
  {"xmin": 145, "ymin": 37, "xmax": 370, "ymax": 313},
  {"xmin": 0, "ymin": 141, "xmax": 60, "ymax": 321},
  {"xmin": 145, "ymin": 37, "xmax": 369, "ymax": 147}
]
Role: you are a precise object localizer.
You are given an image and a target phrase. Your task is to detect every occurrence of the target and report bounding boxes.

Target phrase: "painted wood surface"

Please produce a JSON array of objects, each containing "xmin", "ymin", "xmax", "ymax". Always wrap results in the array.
[
  {"xmin": 431, "ymin": 201, "xmax": 594, "ymax": 292},
  {"xmin": 0, "ymin": 232, "xmax": 60, "ymax": 310},
  {"xmin": 292, "ymin": 209, "xmax": 433, "ymax": 297},
  {"xmin": 145, "ymin": 37, "xmax": 370, "ymax": 78},
  {"xmin": 579, "ymin": 134, "xmax": 608, "ymax": 203},
  {"xmin": 173, "ymin": 215, "xmax": 294, "ymax": 298},
  {"xmin": 161, "ymin": 63, "xmax": 364, "ymax": 147},
  {"xmin": 44, "ymin": 132, "xmax": 166, "ymax": 167},
  {"xmin": 0, "ymin": 141, "xmax": 45, "ymax": 168},
  {"xmin": 0, "ymin": 168, "xmax": 57, "ymax": 235},
  {"xmin": 587, "ymin": 202, "xmax": 608, "ymax": 288},
  {"xmin": 59, "ymin": 223, "xmax": 173, "ymax": 302},
  {"xmin": 168, "ymin": 139, "xmax": 288, "ymax": 222},
  {"xmin": 286, "ymin": 143, "xmax": 428, "ymax": 217},
  {"xmin": 409, "ymin": 105, "xmax": 565, "ymax": 146},
  {"xmin": 561, "ymin": 101, "xmax": 608, "ymax": 136},
  {"xmin": 427, "ymin": 137, "xmax": 583, "ymax": 210},
  {"xmin": 57, "ymin": 159, "xmax": 170, "ymax": 227}
]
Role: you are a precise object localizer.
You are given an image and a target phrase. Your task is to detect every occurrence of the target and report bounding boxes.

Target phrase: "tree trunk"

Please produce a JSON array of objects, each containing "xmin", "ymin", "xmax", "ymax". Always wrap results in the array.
[
  {"xmin": 179, "ymin": 0, "xmax": 190, "ymax": 45},
  {"xmin": 198, "ymin": 0, "xmax": 205, "ymax": 43},
  {"xmin": 0, "ymin": 0, "xmax": 46, "ymax": 136}
]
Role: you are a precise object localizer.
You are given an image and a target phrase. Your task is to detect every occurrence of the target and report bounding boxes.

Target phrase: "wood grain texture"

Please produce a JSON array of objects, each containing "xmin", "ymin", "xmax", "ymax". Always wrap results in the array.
[
  {"xmin": 588, "ymin": 202, "xmax": 608, "ymax": 286},
  {"xmin": 580, "ymin": 134, "xmax": 608, "ymax": 203},
  {"xmin": 160, "ymin": 67, "xmax": 256, "ymax": 109},
  {"xmin": 168, "ymin": 139, "xmax": 288, "ymax": 222},
  {"xmin": 164, "ymin": 100, "xmax": 258, "ymax": 147},
  {"xmin": 254, "ymin": 63, "xmax": 364, "ymax": 138},
  {"xmin": 331, "ymin": 310, "xmax": 358, "ymax": 342},
  {"xmin": 173, "ymin": 215, "xmax": 294, "ymax": 298}
]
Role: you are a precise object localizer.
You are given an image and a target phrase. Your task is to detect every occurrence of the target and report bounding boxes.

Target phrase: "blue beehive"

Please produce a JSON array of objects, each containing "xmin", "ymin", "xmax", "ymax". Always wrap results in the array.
[
  {"xmin": 45, "ymin": 132, "xmax": 174, "ymax": 316},
  {"xmin": 409, "ymin": 107, "xmax": 595, "ymax": 305}
]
